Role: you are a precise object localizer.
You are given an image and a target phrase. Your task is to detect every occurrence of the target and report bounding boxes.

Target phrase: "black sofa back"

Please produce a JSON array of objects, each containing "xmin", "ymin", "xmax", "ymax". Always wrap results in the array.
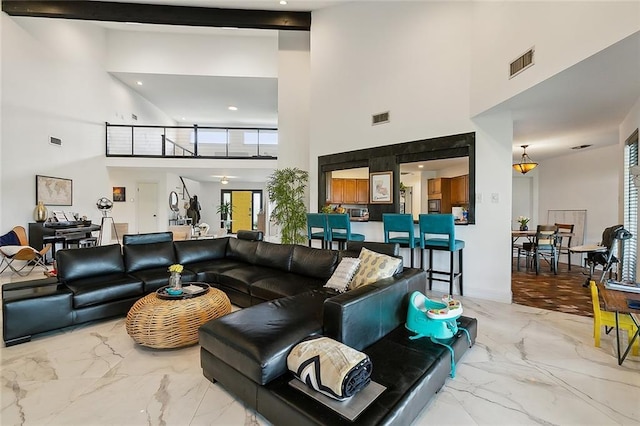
[
  {"xmin": 57, "ymin": 244, "xmax": 125, "ymax": 283},
  {"xmin": 123, "ymin": 232, "xmax": 173, "ymax": 245},
  {"xmin": 124, "ymin": 241, "xmax": 176, "ymax": 273},
  {"xmin": 174, "ymin": 237, "xmax": 229, "ymax": 264}
]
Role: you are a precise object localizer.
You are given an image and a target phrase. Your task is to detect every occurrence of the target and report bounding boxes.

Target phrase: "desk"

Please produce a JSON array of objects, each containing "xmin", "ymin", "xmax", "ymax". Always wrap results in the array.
[{"xmin": 598, "ymin": 283, "xmax": 640, "ymax": 365}]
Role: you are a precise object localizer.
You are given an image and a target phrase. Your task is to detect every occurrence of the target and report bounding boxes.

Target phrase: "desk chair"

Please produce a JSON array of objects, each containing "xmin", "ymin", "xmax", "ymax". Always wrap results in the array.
[
  {"xmin": 327, "ymin": 213, "xmax": 364, "ymax": 250},
  {"xmin": 419, "ymin": 214, "xmax": 465, "ymax": 295},
  {"xmin": 554, "ymin": 223, "xmax": 575, "ymax": 270},
  {"xmin": 0, "ymin": 226, "xmax": 50, "ymax": 276},
  {"xmin": 517, "ymin": 225, "xmax": 558, "ymax": 275},
  {"xmin": 586, "ymin": 225, "xmax": 632, "ymax": 284},
  {"xmin": 383, "ymin": 213, "xmax": 419, "ymax": 268},
  {"xmin": 306, "ymin": 213, "xmax": 329, "ymax": 249},
  {"xmin": 590, "ymin": 281, "xmax": 638, "ymax": 356}
]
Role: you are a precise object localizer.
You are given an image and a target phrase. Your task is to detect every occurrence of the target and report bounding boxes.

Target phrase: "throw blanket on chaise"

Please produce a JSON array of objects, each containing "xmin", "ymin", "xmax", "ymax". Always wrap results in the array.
[{"xmin": 287, "ymin": 336, "xmax": 372, "ymax": 401}]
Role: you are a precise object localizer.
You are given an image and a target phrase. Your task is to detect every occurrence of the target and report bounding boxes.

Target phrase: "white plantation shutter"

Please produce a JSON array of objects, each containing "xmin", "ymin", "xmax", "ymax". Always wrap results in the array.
[{"xmin": 623, "ymin": 129, "xmax": 638, "ymax": 281}]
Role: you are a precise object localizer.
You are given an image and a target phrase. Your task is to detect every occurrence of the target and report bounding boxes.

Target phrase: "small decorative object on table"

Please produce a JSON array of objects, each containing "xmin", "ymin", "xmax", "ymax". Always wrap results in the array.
[
  {"xmin": 517, "ymin": 216, "xmax": 530, "ymax": 231},
  {"xmin": 167, "ymin": 263, "xmax": 184, "ymax": 295},
  {"xmin": 33, "ymin": 201, "xmax": 48, "ymax": 222}
]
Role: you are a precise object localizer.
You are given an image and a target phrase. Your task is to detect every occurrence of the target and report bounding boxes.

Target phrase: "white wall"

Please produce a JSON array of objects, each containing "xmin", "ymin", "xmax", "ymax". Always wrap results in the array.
[
  {"xmin": 537, "ymin": 144, "xmax": 621, "ymax": 246},
  {"xmin": 310, "ymin": 2, "xmax": 513, "ymax": 302},
  {"xmin": 107, "ymin": 30, "xmax": 278, "ymax": 78},
  {"xmin": 0, "ymin": 16, "xmax": 179, "ymax": 232},
  {"xmin": 470, "ymin": 1, "xmax": 640, "ymax": 116}
]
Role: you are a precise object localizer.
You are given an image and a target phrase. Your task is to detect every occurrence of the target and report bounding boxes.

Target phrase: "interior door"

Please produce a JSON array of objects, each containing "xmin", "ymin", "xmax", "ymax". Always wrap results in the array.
[
  {"xmin": 137, "ymin": 182, "xmax": 158, "ymax": 234},
  {"xmin": 231, "ymin": 191, "xmax": 252, "ymax": 233}
]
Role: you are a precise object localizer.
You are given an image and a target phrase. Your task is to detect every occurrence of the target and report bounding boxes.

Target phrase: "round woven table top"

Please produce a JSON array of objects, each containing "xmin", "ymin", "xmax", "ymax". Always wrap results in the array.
[{"xmin": 125, "ymin": 285, "xmax": 231, "ymax": 349}]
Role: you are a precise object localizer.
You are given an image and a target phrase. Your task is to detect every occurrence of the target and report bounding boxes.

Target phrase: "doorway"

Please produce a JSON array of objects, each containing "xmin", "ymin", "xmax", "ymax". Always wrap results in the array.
[
  {"xmin": 221, "ymin": 189, "xmax": 263, "ymax": 233},
  {"xmin": 137, "ymin": 182, "xmax": 158, "ymax": 234}
]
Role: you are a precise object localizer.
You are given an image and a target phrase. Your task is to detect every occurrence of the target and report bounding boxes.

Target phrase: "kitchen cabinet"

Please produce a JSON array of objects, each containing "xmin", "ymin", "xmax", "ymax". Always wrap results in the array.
[
  {"xmin": 356, "ymin": 179, "xmax": 369, "ymax": 204},
  {"xmin": 330, "ymin": 178, "xmax": 369, "ymax": 204},
  {"xmin": 451, "ymin": 174, "xmax": 469, "ymax": 205},
  {"xmin": 427, "ymin": 178, "xmax": 451, "ymax": 213}
]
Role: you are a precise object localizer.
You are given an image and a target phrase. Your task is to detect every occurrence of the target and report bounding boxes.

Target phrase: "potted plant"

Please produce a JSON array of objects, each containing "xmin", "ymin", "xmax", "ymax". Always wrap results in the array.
[
  {"xmin": 216, "ymin": 202, "xmax": 233, "ymax": 232},
  {"xmin": 266, "ymin": 167, "xmax": 309, "ymax": 244}
]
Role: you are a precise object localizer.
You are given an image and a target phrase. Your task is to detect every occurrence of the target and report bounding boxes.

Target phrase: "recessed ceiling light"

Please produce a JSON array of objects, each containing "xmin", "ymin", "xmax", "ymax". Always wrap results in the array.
[
  {"xmin": 221, "ymin": 176, "xmax": 229, "ymax": 185},
  {"xmin": 418, "ymin": 165, "xmax": 424, "ymax": 169},
  {"xmin": 228, "ymin": 106, "xmax": 238, "ymax": 111},
  {"xmin": 136, "ymin": 81, "xmax": 143, "ymax": 85},
  {"xmin": 280, "ymin": 1, "xmax": 288, "ymax": 5},
  {"xmin": 222, "ymin": 26, "xmax": 239, "ymax": 30}
]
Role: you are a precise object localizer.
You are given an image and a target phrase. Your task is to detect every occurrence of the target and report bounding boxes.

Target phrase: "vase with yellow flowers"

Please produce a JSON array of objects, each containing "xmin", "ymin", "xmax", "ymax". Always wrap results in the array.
[{"xmin": 167, "ymin": 264, "xmax": 184, "ymax": 294}]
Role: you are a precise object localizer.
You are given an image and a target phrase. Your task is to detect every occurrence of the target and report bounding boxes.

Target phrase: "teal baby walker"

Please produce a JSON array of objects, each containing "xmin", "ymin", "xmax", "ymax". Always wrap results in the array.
[{"xmin": 405, "ymin": 291, "xmax": 471, "ymax": 377}]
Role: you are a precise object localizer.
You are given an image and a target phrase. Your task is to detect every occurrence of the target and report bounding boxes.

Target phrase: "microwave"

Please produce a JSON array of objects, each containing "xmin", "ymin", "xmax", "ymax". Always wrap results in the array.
[
  {"xmin": 427, "ymin": 199, "xmax": 441, "ymax": 213},
  {"xmin": 349, "ymin": 208, "xmax": 369, "ymax": 218}
]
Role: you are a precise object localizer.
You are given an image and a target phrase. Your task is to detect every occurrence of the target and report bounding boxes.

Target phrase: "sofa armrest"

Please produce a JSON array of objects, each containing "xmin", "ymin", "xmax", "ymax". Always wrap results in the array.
[{"xmin": 322, "ymin": 268, "xmax": 426, "ymax": 351}]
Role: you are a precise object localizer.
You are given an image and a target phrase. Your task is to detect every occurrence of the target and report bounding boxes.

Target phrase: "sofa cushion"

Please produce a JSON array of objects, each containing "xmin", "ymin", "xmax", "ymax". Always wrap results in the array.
[
  {"xmin": 290, "ymin": 245, "xmax": 339, "ymax": 280},
  {"xmin": 250, "ymin": 274, "xmax": 327, "ymax": 301},
  {"xmin": 122, "ymin": 232, "xmax": 173, "ymax": 245},
  {"xmin": 349, "ymin": 247, "xmax": 403, "ymax": 290},
  {"xmin": 255, "ymin": 242, "xmax": 294, "ymax": 271},
  {"xmin": 65, "ymin": 273, "xmax": 143, "ymax": 308},
  {"xmin": 174, "ymin": 238, "xmax": 229, "ymax": 265},
  {"xmin": 226, "ymin": 238, "xmax": 258, "ymax": 264},
  {"xmin": 199, "ymin": 290, "xmax": 327, "ymax": 386},
  {"xmin": 57, "ymin": 244, "xmax": 124, "ymax": 283},
  {"xmin": 124, "ymin": 241, "xmax": 176, "ymax": 273},
  {"xmin": 217, "ymin": 265, "xmax": 284, "ymax": 295}
]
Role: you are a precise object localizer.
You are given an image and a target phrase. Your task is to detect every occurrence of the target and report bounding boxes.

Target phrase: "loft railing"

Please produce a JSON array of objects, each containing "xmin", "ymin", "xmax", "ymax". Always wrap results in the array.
[{"xmin": 106, "ymin": 123, "xmax": 278, "ymax": 159}]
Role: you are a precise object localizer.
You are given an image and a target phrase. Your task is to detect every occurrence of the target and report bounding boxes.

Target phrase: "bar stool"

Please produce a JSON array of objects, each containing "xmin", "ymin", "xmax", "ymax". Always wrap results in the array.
[
  {"xmin": 382, "ymin": 213, "xmax": 419, "ymax": 267},
  {"xmin": 327, "ymin": 213, "xmax": 365, "ymax": 250},
  {"xmin": 419, "ymin": 213, "xmax": 464, "ymax": 295},
  {"xmin": 306, "ymin": 213, "xmax": 329, "ymax": 249}
]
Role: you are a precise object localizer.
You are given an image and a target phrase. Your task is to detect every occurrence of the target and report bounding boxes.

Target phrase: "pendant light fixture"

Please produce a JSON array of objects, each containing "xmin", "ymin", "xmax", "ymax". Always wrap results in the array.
[
  {"xmin": 220, "ymin": 176, "xmax": 229, "ymax": 185},
  {"xmin": 513, "ymin": 145, "xmax": 538, "ymax": 174}
]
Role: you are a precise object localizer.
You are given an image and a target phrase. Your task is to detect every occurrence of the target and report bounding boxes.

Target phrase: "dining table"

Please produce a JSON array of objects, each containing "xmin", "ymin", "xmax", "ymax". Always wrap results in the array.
[
  {"xmin": 511, "ymin": 229, "xmax": 575, "ymax": 271},
  {"xmin": 597, "ymin": 282, "xmax": 640, "ymax": 365}
]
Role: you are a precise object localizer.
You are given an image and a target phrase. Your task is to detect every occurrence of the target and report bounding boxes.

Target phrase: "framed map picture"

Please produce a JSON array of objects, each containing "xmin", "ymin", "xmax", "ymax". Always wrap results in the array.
[
  {"xmin": 370, "ymin": 171, "xmax": 393, "ymax": 204},
  {"xmin": 36, "ymin": 175, "xmax": 72, "ymax": 206}
]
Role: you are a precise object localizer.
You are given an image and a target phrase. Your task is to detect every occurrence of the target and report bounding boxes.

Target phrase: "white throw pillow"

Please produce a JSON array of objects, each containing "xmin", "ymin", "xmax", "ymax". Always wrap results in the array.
[{"xmin": 324, "ymin": 257, "xmax": 361, "ymax": 293}]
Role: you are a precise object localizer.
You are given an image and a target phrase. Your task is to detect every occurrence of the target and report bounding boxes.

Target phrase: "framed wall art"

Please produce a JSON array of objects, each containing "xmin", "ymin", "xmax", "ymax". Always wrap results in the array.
[
  {"xmin": 113, "ymin": 187, "xmax": 126, "ymax": 202},
  {"xmin": 370, "ymin": 171, "xmax": 393, "ymax": 204},
  {"xmin": 36, "ymin": 175, "xmax": 73, "ymax": 206}
]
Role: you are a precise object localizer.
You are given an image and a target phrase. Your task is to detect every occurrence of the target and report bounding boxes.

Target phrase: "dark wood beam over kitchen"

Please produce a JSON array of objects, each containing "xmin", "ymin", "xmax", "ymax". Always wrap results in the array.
[{"xmin": 2, "ymin": 1, "xmax": 311, "ymax": 31}]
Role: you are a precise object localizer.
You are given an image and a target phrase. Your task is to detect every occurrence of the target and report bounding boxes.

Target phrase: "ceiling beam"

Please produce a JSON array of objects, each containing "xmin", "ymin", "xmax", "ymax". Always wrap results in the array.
[{"xmin": 2, "ymin": 0, "xmax": 311, "ymax": 31}]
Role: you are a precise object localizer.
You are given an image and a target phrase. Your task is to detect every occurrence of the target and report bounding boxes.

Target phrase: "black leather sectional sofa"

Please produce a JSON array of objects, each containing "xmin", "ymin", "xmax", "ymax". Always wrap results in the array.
[{"xmin": 2, "ymin": 231, "xmax": 478, "ymax": 425}]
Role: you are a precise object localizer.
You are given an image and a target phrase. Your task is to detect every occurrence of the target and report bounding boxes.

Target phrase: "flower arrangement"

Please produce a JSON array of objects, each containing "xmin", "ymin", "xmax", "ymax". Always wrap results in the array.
[
  {"xmin": 516, "ymin": 216, "xmax": 530, "ymax": 227},
  {"xmin": 168, "ymin": 264, "xmax": 184, "ymax": 274}
]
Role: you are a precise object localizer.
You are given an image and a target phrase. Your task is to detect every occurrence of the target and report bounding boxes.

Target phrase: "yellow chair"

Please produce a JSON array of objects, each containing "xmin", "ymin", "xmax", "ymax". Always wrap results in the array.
[{"xmin": 590, "ymin": 281, "xmax": 639, "ymax": 356}]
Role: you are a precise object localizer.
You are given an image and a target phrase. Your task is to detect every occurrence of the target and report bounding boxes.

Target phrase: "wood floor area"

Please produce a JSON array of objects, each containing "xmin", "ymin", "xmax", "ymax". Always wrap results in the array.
[{"xmin": 511, "ymin": 258, "xmax": 593, "ymax": 317}]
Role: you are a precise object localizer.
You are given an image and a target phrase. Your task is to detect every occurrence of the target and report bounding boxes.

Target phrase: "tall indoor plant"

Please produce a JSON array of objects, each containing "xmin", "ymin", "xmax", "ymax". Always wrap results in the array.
[
  {"xmin": 216, "ymin": 202, "xmax": 233, "ymax": 232},
  {"xmin": 266, "ymin": 167, "xmax": 309, "ymax": 244}
]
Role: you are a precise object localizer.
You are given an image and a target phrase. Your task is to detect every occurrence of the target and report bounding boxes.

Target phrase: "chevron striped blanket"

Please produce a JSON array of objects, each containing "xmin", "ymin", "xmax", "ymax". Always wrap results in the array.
[{"xmin": 287, "ymin": 336, "xmax": 372, "ymax": 401}]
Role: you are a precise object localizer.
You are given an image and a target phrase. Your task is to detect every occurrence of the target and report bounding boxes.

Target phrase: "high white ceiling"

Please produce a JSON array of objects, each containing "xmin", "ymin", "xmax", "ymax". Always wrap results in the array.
[{"xmin": 102, "ymin": 1, "xmax": 639, "ymax": 179}]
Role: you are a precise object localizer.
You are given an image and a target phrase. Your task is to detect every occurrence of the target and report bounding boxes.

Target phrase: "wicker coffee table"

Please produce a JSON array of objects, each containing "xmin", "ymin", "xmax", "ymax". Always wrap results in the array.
[{"xmin": 126, "ymin": 284, "xmax": 231, "ymax": 349}]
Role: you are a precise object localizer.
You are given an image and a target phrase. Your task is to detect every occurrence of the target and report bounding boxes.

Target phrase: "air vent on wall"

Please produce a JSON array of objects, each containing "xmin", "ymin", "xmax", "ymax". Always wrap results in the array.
[
  {"xmin": 372, "ymin": 111, "xmax": 390, "ymax": 126},
  {"xmin": 49, "ymin": 136, "xmax": 62, "ymax": 147},
  {"xmin": 509, "ymin": 47, "xmax": 534, "ymax": 79}
]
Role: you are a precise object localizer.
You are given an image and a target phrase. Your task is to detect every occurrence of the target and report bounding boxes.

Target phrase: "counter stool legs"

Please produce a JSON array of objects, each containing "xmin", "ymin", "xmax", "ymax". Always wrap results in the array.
[{"xmin": 426, "ymin": 247, "xmax": 463, "ymax": 296}]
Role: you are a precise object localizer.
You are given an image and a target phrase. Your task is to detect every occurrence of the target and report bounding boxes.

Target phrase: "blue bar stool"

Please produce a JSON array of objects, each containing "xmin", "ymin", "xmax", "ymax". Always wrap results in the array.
[
  {"xmin": 382, "ymin": 213, "xmax": 419, "ymax": 267},
  {"xmin": 306, "ymin": 213, "xmax": 329, "ymax": 249},
  {"xmin": 419, "ymin": 213, "xmax": 464, "ymax": 295},
  {"xmin": 327, "ymin": 213, "xmax": 365, "ymax": 250}
]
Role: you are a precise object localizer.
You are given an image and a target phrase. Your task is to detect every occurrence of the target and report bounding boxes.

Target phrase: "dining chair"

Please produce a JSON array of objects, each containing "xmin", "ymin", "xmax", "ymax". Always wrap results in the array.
[
  {"xmin": 418, "ymin": 214, "xmax": 465, "ymax": 295},
  {"xmin": 554, "ymin": 223, "xmax": 575, "ymax": 270},
  {"xmin": 517, "ymin": 224, "xmax": 558, "ymax": 275},
  {"xmin": 326, "ymin": 213, "xmax": 364, "ymax": 250},
  {"xmin": 382, "ymin": 213, "xmax": 419, "ymax": 267},
  {"xmin": 589, "ymin": 281, "xmax": 639, "ymax": 355},
  {"xmin": 306, "ymin": 213, "xmax": 329, "ymax": 249}
]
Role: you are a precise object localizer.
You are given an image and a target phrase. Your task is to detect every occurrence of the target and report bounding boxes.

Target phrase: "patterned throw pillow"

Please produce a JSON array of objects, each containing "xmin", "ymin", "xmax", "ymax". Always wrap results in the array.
[
  {"xmin": 324, "ymin": 257, "xmax": 361, "ymax": 293},
  {"xmin": 349, "ymin": 247, "xmax": 402, "ymax": 290}
]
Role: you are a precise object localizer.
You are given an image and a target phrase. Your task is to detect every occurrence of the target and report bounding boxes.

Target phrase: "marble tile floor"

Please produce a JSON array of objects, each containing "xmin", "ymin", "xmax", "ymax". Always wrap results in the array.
[{"xmin": 1, "ymin": 271, "xmax": 639, "ymax": 426}]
